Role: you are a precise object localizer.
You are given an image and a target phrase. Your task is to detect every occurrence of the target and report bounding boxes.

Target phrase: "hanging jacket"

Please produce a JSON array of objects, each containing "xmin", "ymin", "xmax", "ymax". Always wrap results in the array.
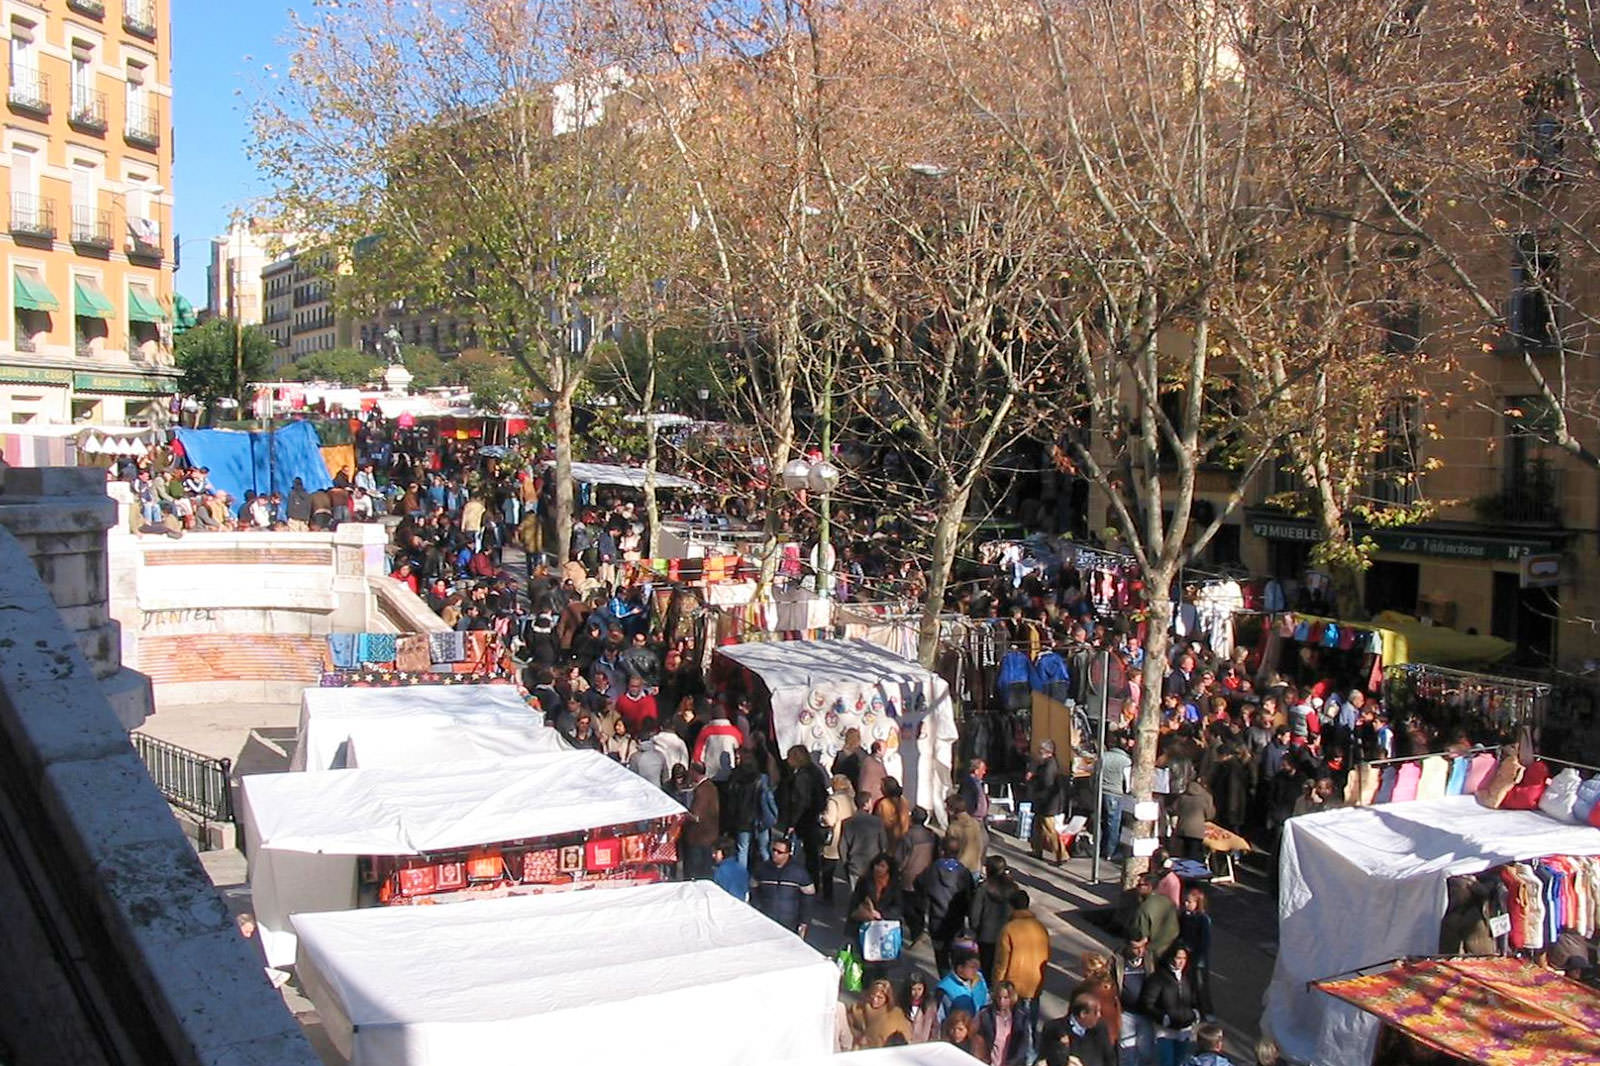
[
  {"xmin": 998, "ymin": 650, "xmax": 1033, "ymax": 689},
  {"xmin": 1030, "ymin": 651, "xmax": 1073, "ymax": 703}
]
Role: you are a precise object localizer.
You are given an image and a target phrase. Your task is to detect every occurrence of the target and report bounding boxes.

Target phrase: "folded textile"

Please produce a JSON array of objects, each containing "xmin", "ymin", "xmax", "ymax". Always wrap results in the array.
[
  {"xmin": 326, "ymin": 633, "xmax": 358, "ymax": 669},
  {"xmin": 428, "ymin": 630, "xmax": 466, "ymax": 664},
  {"xmin": 357, "ymin": 632, "xmax": 398, "ymax": 664},
  {"xmin": 396, "ymin": 634, "xmax": 432, "ymax": 673}
]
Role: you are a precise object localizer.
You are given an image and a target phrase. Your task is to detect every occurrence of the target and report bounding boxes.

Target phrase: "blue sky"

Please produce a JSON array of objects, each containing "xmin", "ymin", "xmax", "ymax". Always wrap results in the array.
[{"xmin": 171, "ymin": 0, "xmax": 298, "ymax": 307}]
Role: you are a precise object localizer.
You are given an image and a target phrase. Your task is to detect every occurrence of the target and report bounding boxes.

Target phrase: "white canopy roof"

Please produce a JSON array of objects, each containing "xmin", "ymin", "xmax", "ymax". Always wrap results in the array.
[
  {"xmin": 1264, "ymin": 795, "xmax": 1600, "ymax": 1066},
  {"xmin": 241, "ymin": 751, "xmax": 684, "ymax": 968},
  {"xmin": 292, "ymin": 881, "xmax": 839, "ymax": 1066},
  {"xmin": 290, "ymin": 683, "xmax": 563, "ymax": 772},
  {"xmin": 716, "ymin": 640, "xmax": 959, "ymax": 823},
  {"xmin": 716, "ymin": 638, "xmax": 939, "ymax": 688},
  {"xmin": 563, "ymin": 460, "xmax": 702, "ymax": 491}
]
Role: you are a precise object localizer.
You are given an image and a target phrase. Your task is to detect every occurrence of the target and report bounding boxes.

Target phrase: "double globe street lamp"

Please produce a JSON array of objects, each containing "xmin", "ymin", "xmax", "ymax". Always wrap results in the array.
[{"xmin": 781, "ymin": 457, "xmax": 843, "ymax": 599}]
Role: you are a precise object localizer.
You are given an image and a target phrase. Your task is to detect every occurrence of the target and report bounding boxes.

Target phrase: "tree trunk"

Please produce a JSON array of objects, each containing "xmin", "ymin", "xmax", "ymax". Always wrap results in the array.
[
  {"xmin": 1313, "ymin": 498, "xmax": 1366, "ymax": 621},
  {"xmin": 643, "ymin": 327, "xmax": 661, "ymax": 558},
  {"xmin": 754, "ymin": 340, "xmax": 797, "ymax": 597},
  {"xmin": 1123, "ymin": 588, "xmax": 1174, "ymax": 888},
  {"xmin": 917, "ymin": 481, "xmax": 971, "ymax": 669},
  {"xmin": 552, "ymin": 391, "xmax": 575, "ymax": 566}
]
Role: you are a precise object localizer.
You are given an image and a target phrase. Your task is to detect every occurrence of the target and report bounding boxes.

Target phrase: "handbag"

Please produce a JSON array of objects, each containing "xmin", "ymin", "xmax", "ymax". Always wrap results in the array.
[
  {"xmin": 586, "ymin": 837, "xmax": 622, "ymax": 871},
  {"xmin": 834, "ymin": 945, "xmax": 864, "ymax": 992},
  {"xmin": 860, "ymin": 919, "xmax": 904, "ymax": 962}
]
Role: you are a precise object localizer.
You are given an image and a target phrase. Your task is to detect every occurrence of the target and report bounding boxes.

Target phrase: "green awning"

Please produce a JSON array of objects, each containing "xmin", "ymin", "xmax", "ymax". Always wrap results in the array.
[
  {"xmin": 14, "ymin": 271, "xmax": 58, "ymax": 311},
  {"xmin": 73, "ymin": 278, "xmax": 114, "ymax": 319},
  {"xmin": 127, "ymin": 287, "xmax": 164, "ymax": 323}
]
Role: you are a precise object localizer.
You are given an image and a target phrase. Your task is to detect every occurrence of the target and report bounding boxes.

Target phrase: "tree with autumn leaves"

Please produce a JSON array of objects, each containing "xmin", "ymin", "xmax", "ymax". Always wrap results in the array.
[{"xmin": 255, "ymin": 0, "xmax": 1575, "ymax": 880}]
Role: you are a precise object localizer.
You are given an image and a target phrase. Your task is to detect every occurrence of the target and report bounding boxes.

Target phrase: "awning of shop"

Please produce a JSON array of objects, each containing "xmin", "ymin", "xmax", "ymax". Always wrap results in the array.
[
  {"xmin": 127, "ymin": 287, "xmax": 165, "ymax": 323},
  {"xmin": 14, "ymin": 268, "xmax": 58, "ymax": 311},
  {"xmin": 73, "ymin": 278, "xmax": 114, "ymax": 319},
  {"xmin": 1315, "ymin": 956, "xmax": 1600, "ymax": 1066}
]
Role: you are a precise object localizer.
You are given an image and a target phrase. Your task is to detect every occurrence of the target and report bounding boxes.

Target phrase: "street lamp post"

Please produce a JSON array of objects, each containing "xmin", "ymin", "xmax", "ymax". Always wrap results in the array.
[
  {"xmin": 697, "ymin": 385, "xmax": 710, "ymax": 421},
  {"xmin": 782, "ymin": 456, "xmax": 841, "ymax": 598}
]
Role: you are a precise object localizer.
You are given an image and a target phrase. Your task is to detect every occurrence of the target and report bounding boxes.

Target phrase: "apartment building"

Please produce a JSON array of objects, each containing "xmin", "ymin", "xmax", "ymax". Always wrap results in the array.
[
  {"xmin": 260, "ymin": 252, "xmax": 293, "ymax": 367},
  {"xmin": 355, "ymin": 303, "xmax": 477, "ymax": 358},
  {"xmin": 288, "ymin": 246, "xmax": 350, "ymax": 359},
  {"xmin": 206, "ymin": 218, "xmax": 298, "ymax": 326},
  {"xmin": 0, "ymin": 0, "xmax": 177, "ymax": 426}
]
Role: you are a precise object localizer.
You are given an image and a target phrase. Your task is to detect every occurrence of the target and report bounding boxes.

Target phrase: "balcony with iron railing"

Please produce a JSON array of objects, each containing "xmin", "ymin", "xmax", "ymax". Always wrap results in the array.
[
  {"xmin": 71, "ymin": 206, "xmax": 114, "ymax": 251},
  {"xmin": 7, "ymin": 68, "xmax": 50, "ymax": 116},
  {"xmin": 9, "ymin": 194, "xmax": 56, "ymax": 240},
  {"xmin": 125, "ymin": 102, "xmax": 160, "ymax": 149},
  {"xmin": 1475, "ymin": 462, "xmax": 1565, "ymax": 526},
  {"xmin": 123, "ymin": 0, "xmax": 157, "ymax": 38},
  {"xmin": 69, "ymin": 86, "xmax": 107, "ymax": 133},
  {"xmin": 125, "ymin": 217, "xmax": 163, "ymax": 261},
  {"xmin": 68, "ymin": 0, "xmax": 106, "ymax": 17}
]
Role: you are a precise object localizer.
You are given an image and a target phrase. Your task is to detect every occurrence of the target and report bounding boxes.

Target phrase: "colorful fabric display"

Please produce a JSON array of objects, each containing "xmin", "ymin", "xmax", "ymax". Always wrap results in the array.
[
  {"xmin": 1574, "ymin": 776, "xmax": 1600, "ymax": 823},
  {"xmin": 1357, "ymin": 764, "xmax": 1382, "ymax": 806},
  {"xmin": 1392, "ymin": 761, "xmax": 1422, "ymax": 803},
  {"xmin": 1538, "ymin": 768, "xmax": 1585, "ymax": 822},
  {"xmin": 1445, "ymin": 756, "xmax": 1470, "ymax": 797},
  {"xmin": 356, "ymin": 632, "xmax": 397, "ymax": 664},
  {"xmin": 395, "ymin": 634, "xmax": 432, "ymax": 673},
  {"xmin": 1464, "ymin": 752, "xmax": 1499, "ymax": 795},
  {"xmin": 1477, "ymin": 751, "xmax": 1523, "ymax": 808},
  {"xmin": 1375, "ymin": 767, "xmax": 1398, "ymax": 805},
  {"xmin": 428, "ymin": 629, "xmax": 466, "ymax": 664},
  {"xmin": 1501, "ymin": 760, "xmax": 1551, "ymax": 811},
  {"xmin": 1415, "ymin": 756, "xmax": 1450, "ymax": 802},
  {"xmin": 326, "ymin": 633, "xmax": 358, "ymax": 669}
]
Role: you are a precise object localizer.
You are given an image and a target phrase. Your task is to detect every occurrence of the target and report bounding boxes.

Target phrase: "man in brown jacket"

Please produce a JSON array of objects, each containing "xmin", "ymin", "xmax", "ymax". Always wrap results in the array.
[
  {"xmin": 944, "ymin": 794, "xmax": 988, "ymax": 874},
  {"xmin": 684, "ymin": 760, "xmax": 720, "ymax": 880},
  {"xmin": 993, "ymin": 888, "xmax": 1050, "ymax": 1060}
]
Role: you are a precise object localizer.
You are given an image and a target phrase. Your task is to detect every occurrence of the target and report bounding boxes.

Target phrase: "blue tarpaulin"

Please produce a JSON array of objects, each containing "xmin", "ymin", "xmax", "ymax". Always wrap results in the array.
[{"xmin": 174, "ymin": 421, "xmax": 332, "ymax": 505}]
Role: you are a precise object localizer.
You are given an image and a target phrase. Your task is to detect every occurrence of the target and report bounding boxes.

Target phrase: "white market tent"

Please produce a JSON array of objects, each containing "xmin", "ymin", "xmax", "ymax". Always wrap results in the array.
[
  {"xmin": 715, "ymin": 639, "xmax": 959, "ymax": 820},
  {"xmin": 241, "ymin": 750, "xmax": 687, "ymax": 968},
  {"xmin": 564, "ymin": 460, "xmax": 703, "ymax": 491},
  {"xmin": 1263, "ymin": 795, "xmax": 1600, "ymax": 1066},
  {"xmin": 292, "ymin": 880, "xmax": 839, "ymax": 1066},
  {"xmin": 289, "ymin": 683, "xmax": 564, "ymax": 772}
]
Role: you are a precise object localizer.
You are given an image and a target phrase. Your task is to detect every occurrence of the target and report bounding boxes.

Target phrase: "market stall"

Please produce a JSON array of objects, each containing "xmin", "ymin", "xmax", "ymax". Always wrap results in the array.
[
  {"xmin": 560, "ymin": 460, "xmax": 704, "ymax": 492},
  {"xmin": 1263, "ymin": 795, "xmax": 1600, "ymax": 1066},
  {"xmin": 291, "ymin": 880, "xmax": 839, "ymax": 1066},
  {"xmin": 714, "ymin": 639, "xmax": 960, "ymax": 818},
  {"xmin": 241, "ymin": 750, "xmax": 687, "ymax": 968},
  {"xmin": 1314, "ymin": 956, "xmax": 1600, "ymax": 1065},
  {"xmin": 288, "ymin": 683, "xmax": 561, "ymax": 772}
]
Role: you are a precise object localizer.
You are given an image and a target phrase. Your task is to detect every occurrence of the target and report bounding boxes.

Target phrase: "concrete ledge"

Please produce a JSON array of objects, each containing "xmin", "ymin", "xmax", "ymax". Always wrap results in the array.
[
  {"xmin": 150, "ymin": 679, "xmax": 324, "ymax": 708},
  {"xmin": 0, "ymin": 525, "xmax": 318, "ymax": 1065}
]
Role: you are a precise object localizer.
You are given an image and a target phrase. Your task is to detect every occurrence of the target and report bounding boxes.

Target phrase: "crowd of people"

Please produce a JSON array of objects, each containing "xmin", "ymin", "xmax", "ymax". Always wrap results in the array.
[{"xmin": 104, "ymin": 408, "xmax": 1458, "ymax": 1066}]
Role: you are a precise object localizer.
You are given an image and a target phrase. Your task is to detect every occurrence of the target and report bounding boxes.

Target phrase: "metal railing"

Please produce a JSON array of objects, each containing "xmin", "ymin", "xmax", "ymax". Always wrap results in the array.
[
  {"xmin": 123, "ymin": 0, "xmax": 157, "ymax": 38},
  {"xmin": 10, "ymin": 193, "xmax": 56, "ymax": 239},
  {"xmin": 125, "ymin": 217, "xmax": 162, "ymax": 259},
  {"xmin": 7, "ymin": 68, "xmax": 50, "ymax": 115},
  {"xmin": 69, "ymin": 86, "xmax": 107, "ymax": 132},
  {"xmin": 71, "ymin": 206, "xmax": 113, "ymax": 250},
  {"xmin": 125, "ymin": 102, "xmax": 160, "ymax": 147},
  {"xmin": 130, "ymin": 732, "xmax": 234, "ymax": 830}
]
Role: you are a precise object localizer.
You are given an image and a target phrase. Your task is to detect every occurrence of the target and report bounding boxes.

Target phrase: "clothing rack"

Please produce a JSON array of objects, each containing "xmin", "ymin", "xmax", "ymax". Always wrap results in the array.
[
  {"xmin": 1389, "ymin": 662, "xmax": 1552, "ymax": 697},
  {"xmin": 1359, "ymin": 745, "xmax": 1499, "ymax": 769},
  {"xmin": 1544, "ymin": 755, "xmax": 1600, "ymax": 776}
]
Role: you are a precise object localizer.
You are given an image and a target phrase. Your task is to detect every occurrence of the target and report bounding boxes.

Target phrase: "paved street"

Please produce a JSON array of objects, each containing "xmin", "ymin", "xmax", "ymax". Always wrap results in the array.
[{"xmin": 151, "ymin": 690, "xmax": 1277, "ymax": 1064}]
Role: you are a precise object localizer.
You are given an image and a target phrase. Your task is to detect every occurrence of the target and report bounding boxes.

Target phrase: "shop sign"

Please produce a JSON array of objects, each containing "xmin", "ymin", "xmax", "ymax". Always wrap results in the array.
[
  {"xmin": 1521, "ymin": 552, "xmax": 1566, "ymax": 588},
  {"xmin": 1250, "ymin": 514, "xmax": 1551, "ymax": 561},
  {"xmin": 72, "ymin": 371, "xmax": 171, "ymax": 395},
  {"xmin": 1369, "ymin": 531, "xmax": 1551, "ymax": 562},
  {"xmin": 0, "ymin": 364, "xmax": 70, "ymax": 386},
  {"xmin": 1248, "ymin": 518, "xmax": 1325, "ymax": 543}
]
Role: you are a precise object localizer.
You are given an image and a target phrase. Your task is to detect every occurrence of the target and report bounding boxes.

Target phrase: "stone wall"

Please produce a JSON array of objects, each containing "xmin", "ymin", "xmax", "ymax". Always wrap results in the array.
[
  {"xmin": 0, "ymin": 467, "xmax": 152, "ymax": 730},
  {"xmin": 105, "ymin": 502, "xmax": 445, "ymax": 704},
  {"xmin": 0, "ymin": 522, "xmax": 319, "ymax": 1066}
]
